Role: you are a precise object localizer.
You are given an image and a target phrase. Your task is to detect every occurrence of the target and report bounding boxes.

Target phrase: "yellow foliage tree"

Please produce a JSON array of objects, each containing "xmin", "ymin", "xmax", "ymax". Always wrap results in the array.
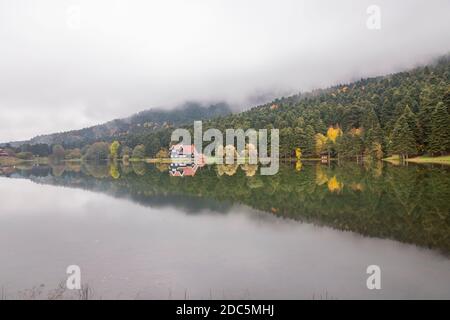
[
  {"xmin": 110, "ymin": 141, "xmax": 120, "ymax": 159},
  {"xmin": 295, "ymin": 147, "xmax": 302, "ymax": 160},
  {"xmin": 326, "ymin": 126, "xmax": 343, "ymax": 143}
]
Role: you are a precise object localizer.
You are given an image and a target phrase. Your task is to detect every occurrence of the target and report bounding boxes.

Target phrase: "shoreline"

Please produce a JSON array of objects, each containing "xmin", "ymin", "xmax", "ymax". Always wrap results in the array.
[{"xmin": 383, "ymin": 155, "xmax": 450, "ymax": 165}]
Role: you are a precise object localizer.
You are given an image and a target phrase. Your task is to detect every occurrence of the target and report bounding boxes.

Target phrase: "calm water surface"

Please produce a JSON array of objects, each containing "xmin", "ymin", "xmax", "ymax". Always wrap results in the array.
[{"xmin": 0, "ymin": 161, "xmax": 449, "ymax": 299}]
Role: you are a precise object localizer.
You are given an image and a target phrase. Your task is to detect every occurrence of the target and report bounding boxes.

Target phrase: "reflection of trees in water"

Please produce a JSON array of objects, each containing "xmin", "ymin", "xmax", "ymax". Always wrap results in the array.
[
  {"xmin": 155, "ymin": 162, "xmax": 169, "ymax": 172},
  {"xmin": 82, "ymin": 162, "xmax": 109, "ymax": 178},
  {"xmin": 385, "ymin": 165, "xmax": 424, "ymax": 216},
  {"xmin": 132, "ymin": 161, "xmax": 147, "ymax": 176},
  {"xmin": 7, "ymin": 161, "xmax": 450, "ymax": 254},
  {"xmin": 109, "ymin": 163, "xmax": 120, "ymax": 179},
  {"xmin": 327, "ymin": 176, "xmax": 344, "ymax": 193},
  {"xmin": 315, "ymin": 164, "xmax": 344, "ymax": 193},
  {"xmin": 240, "ymin": 164, "xmax": 258, "ymax": 177},
  {"xmin": 315, "ymin": 164, "xmax": 328, "ymax": 186},
  {"xmin": 246, "ymin": 176, "xmax": 264, "ymax": 189},
  {"xmin": 216, "ymin": 163, "xmax": 238, "ymax": 176},
  {"xmin": 65, "ymin": 162, "xmax": 81, "ymax": 173},
  {"xmin": 51, "ymin": 164, "xmax": 65, "ymax": 177},
  {"xmin": 216, "ymin": 163, "xmax": 258, "ymax": 177},
  {"xmin": 120, "ymin": 162, "xmax": 133, "ymax": 175}
]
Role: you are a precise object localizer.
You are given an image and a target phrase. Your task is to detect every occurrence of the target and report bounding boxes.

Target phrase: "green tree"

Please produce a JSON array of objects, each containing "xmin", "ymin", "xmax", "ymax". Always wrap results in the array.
[
  {"xmin": 52, "ymin": 144, "xmax": 65, "ymax": 160},
  {"xmin": 402, "ymin": 105, "xmax": 423, "ymax": 150},
  {"xmin": 299, "ymin": 125, "xmax": 315, "ymax": 157},
  {"xmin": 428, "ymin": 102, "xmax": 450, "ymax": 155},
  {"xmin": 121, "ymin": 146, "xmax": 131, "ymax": 157},
  {"xmin": 132, "ymin": 144, "xmax": 146, "ymax": 159},
  {"xmin": 362, "ymin": 106, "xmax": 383, "ymax": 157},
  {"xmin": 84, "ymin": 142, "xmax": 110, "ymax": 161},
  {"xmin": 390, "ymin": 115, "xmax": 417, "ymax": 160}
]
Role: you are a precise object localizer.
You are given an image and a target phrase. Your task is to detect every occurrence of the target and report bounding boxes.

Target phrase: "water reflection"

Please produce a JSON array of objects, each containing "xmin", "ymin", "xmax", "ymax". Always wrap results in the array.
[{"xmin": 1, "ymin": 161, "xmax": 450, "ymax": 255}]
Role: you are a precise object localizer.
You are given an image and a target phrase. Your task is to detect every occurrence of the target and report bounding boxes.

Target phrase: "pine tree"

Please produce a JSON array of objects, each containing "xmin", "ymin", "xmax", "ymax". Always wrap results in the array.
[
  {"xmin": 390, "ymin": 115, "xmax": 417, "ymax": 160},
  {"xmin": 402, "ymin": 105, "xmax": 423, "ymax": 150},
  {"xmin": 419, "ymin": 85, "xmax": 442, "ymax": 148},
  {"xmin": 300, "ymin": 125, "xmax": 315, "ymax": 156},
  {"xmin": 362, "ymin": 106, "xmax": 382, "ymax": 157},
  {"xmin": 428, "ymin": 102, "xmax": 450, "ymax": 155}
]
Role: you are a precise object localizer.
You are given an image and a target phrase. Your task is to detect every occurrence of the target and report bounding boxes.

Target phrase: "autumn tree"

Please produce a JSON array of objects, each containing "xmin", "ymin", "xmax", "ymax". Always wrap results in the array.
[
  {"xmin": 110, "ymin": 141, "xmax": 120, "ymax": 160},
  {"xmin": 65, "ymin": 148, "xmax": 82, "ymax": 160},
  {"xmin": 295, "ymin": 148, "xmax": 302, "ymax": 160},
  {"xmin": 315, "ymin": 133, "xmax": 328, "ymax": 156},
  {"xmin": 326, "ymin": 126, "xmax": 343, "ymax": 143},
  {"xmin": 155, "ymin": 148, "xmax": 169, "ymax": 159}
]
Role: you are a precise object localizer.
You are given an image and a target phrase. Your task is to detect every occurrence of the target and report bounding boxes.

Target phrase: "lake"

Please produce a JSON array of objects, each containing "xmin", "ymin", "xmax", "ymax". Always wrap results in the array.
[{"xmin": 0, "ymin": 161, "xmax": 449, "ymax": 299}]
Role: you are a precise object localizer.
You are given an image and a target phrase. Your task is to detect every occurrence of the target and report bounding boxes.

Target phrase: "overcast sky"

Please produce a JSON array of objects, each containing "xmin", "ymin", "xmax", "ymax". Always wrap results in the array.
[{"xmin": 1, "ymin": 0, "xmax": 449, "ymax": 142}]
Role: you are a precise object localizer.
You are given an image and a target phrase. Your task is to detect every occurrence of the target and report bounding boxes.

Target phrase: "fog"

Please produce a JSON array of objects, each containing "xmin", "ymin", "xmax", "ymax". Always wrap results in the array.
[{"xmin": 0, "ymin": 0, "xmax": 449, "ymax": 141}]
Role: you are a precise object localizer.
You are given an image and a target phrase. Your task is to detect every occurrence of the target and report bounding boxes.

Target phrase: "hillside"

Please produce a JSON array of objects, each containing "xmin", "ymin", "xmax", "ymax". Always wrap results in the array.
[
  {"xmin": 198, "ymin": 55, "xmax": 450, "ymax": 159},
  {"xmin": 5, "ymin": 102, "xmax": 231, "ymax": 148},
  {"xmin": 3, "ymin": 56, "xmax": 449, "ymax": 160}
]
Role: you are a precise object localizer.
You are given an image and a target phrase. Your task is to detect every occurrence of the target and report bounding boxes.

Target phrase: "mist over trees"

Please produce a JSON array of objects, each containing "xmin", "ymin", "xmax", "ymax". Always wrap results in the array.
[
  {"xmin": 196, "ymin": 56, "xmax": 450, "ymax": 160},
  {"xmin": 3, "ymin": 56, "xmax": 449, "ymax": 160}
]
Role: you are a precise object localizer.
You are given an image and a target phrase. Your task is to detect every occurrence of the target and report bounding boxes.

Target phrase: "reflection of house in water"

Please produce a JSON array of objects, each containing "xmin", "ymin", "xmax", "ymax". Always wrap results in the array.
[
  {"xmin": 0, "ymin": 148, "xmax": 10, "ymax": 157},
  {"xmin": 169, "ymin": 162, "xmax": 201, "ymax": 177},
  {"xmin": 169, "ymin": 144, "xmax": 205, "ymax": 177},
  {"xmin": 0, "ymin": 166, "xmax": 15, "ymax": 176}
]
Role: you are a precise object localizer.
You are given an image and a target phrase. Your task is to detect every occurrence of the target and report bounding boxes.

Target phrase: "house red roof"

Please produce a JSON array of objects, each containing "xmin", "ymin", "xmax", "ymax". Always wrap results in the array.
[{"xmin": 171, "ymin": 144, "xmax": 198, "ymax": 155}]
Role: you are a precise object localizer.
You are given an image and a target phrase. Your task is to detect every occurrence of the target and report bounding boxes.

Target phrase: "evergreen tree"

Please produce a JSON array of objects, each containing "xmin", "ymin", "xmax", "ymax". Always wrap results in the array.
[
  {"xmin": 390, "ymin": 115, "xmax": 417, "ymax": 160},
  {"xmin": 362, "ymin": 106, "xmax": 382, "ymax": 157},
  {"xmin": 300, "ymin": 125, "xmax": 315, "ymax": 156},
  {"xmin": 402, "ymin": 105, "xmax": 423, "ymax": 150},
  {"xmin": 428, "ymin": 102, "xmax": 450, "ymax": 155}
]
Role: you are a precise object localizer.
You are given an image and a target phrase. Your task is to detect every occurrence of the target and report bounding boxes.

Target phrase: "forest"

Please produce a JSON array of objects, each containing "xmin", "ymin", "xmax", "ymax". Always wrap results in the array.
[
  {"xmin": 197, "ymin": 56, "xmax": 450, "ymax": 160},
  {"xmin": 2, "ymin": 56, "xmax": 449, "ymax": 161}
]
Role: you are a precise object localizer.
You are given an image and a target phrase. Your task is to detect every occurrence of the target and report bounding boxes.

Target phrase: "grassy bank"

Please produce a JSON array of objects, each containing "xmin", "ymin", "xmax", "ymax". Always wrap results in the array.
[
  {"xmin": 407, "ymin": 155, "xmax": 450, "ymax": 164},
  {"xmin": 383, "ymin": 155, "xmax": 450, "ymax": 165},
  {"xmin": 0, "ymin": 156, "xmax": 49, "ymax": 166}
]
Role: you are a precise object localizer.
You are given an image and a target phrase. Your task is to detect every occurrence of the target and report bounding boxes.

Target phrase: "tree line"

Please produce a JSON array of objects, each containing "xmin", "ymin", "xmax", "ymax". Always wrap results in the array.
[{"xmin": 5, "ymin": 56, "xmax": 450, "ymax": 161}]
